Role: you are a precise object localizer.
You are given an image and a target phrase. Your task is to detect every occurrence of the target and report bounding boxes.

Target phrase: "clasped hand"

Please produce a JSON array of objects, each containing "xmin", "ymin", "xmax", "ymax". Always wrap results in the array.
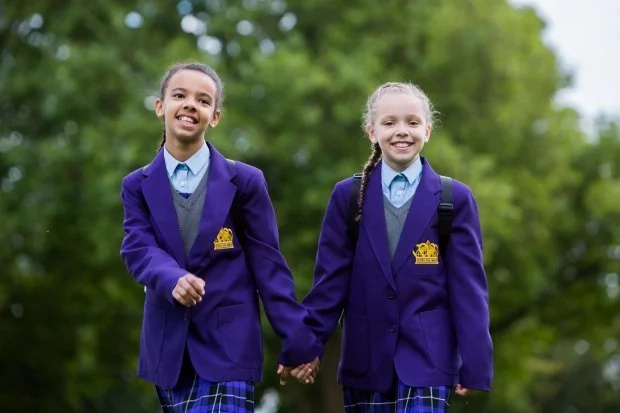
[
  {"xmin": 172, "ymin": 273, "xmax": 205, "ymax": 307},
  {"xmin": 277, "ymin": 357, "xmax": 320, "ymax": 385}
]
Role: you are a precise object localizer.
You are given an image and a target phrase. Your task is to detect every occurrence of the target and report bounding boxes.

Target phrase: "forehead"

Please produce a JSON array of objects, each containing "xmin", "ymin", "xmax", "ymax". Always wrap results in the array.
[
  {"xmin": 167, "ymin": 69, "xmax": 217, "ymax": 95},
  {"xmin": 375, "ymin": 92, "xmax": 425, "ymax": 117}
]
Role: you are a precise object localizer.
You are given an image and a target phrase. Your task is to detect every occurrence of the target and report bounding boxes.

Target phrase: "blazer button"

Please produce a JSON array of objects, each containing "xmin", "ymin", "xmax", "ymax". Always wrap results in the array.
[
  {"xmin": 184, "ymin": 313, "xmax": 189, "ymax": 323},
  {"xmin": 387, "ymin": 290, "xmax": 396, "ymax": 299},
  {"xmin": 389, "ymin": 324, "xmax": 397, "ymax": 333}
]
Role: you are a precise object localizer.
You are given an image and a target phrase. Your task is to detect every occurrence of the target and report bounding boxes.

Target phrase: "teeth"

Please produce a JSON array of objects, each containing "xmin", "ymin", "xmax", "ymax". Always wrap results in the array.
[
  {"xmin": 394, "ymin": 142, "xmax": 411, "ymax": 148},
  {"xmin": 178, "ymin": 116, "xmax": 196, "ymax": 123}
]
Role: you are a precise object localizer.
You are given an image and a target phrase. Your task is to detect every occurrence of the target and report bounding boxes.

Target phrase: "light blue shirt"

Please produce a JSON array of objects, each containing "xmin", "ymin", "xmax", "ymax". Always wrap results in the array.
[
  {"xmin": 163, "ymin": 142, "xmax": 210, "ymax": 194},
  {"xmin": 381, "ymin": 158, "xmax": 423, "ymax": 208}
]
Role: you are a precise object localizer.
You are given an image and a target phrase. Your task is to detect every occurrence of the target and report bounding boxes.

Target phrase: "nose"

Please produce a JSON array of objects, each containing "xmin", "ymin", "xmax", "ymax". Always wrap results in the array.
[
  {"xmin": 395, "ymin": 122, "xmax": 409, "ymax": 136},
  {"xmin": 183, "ymin": 99, "xmax": 196, "ymax": 110}
]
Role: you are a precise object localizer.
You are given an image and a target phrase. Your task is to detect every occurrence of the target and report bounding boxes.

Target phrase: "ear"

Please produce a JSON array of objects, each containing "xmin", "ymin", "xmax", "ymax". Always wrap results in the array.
[
  {"xmin": 154, "ymin": 98, "xmax": 164, "ymax": 118},
  {"xmin": 424, "ymin": 124, "xmax": 432, "ymax": 142},
  {"xmin": 209, "ymin": 110, "xmax": 222, "ymax": 128},
  {"xmin": 365, "ymin": 124, "xmax": 376, "ymax": 143}
]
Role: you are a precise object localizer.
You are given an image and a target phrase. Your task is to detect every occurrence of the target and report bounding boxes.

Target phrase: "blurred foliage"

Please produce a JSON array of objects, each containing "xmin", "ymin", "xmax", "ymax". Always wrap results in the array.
[{"xmin": 1, "ymin": 0, "xmax": 619, "ymax": 412}]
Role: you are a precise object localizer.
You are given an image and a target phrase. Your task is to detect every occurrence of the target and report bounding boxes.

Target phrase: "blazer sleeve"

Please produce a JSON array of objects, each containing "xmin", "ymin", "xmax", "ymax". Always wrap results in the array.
[
  {"xmin": 235, "ymin": 167, "xmax": 323, "ymax": 366},
  {"xmin": 120, "ymin": 173, "xmax": 186, "ymax": 304},
  {"xmin": 302, "ymin": 180, "xmax": 354, "ymax": 344},
  {"xmin": 446, "ymin": 183, "xmax": 493, "ymax": 391}
]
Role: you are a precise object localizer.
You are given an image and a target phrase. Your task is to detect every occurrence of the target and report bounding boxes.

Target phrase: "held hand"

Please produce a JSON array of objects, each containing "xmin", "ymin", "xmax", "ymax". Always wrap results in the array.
[
  {"xmin": 292, "ymin": 357, "xmax": 320, "ymax": 384},
  {"xmin": 277, "ymin": 364, "xmax": 291, "ymax": 385},
  {"xmin": 454, "ymin": 384, "xmax": 469, "ymax": 397},
  {"xmin": 277, "ymin": 357, "xmax": 320, "ymax": 385},
  {"xmin": 172, "ymin": 273, "xmax": 205, "ymax": 307}
]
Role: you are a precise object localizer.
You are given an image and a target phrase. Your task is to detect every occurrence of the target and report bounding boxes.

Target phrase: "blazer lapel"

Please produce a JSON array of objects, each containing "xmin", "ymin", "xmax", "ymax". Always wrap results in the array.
[
  {"xmin": 141, "ymin": 150, "xmax": 186, "ymax": 267},
  {"xmin": 360, "ymin": 165, "xmax": 396, "ymax": 289},
  {"xmin": 391, "ymin": 159, "xmax": 441, "ymax": 274},
  {"xmin": 186, "ymin": 143, "xmax": 236, "ymax": 265}
]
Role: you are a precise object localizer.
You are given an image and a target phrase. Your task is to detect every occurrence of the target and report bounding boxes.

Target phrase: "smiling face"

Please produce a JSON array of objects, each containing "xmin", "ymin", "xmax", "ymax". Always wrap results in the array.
[
  {"xmin": 366, "ymin": 91, "xmax": 431, "ymax": 172},
  {"xmin": 154, "ymin": 69, "xmax": 221, "ymax": 151}
]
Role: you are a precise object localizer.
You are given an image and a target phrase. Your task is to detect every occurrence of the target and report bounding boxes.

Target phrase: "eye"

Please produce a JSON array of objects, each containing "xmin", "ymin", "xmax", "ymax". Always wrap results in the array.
[
  {"xmin": 383, "ymin": 121, "xmax": 394, "ymax": 126},
  {"xmin": 409, "ymin": 121, "xmax": 420, "ymax": 126},
  {"xmin": 172, "ymin": 93, "xmax": 184, "ymax": 99},
  {"xmin": 199, "ymin": 98, "xmax": 211, "ymax": 105}
]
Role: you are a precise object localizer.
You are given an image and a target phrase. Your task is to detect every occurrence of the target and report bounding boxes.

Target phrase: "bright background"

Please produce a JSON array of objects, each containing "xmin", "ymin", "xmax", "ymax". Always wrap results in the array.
[{"xmin": 510, "ymin": 0, "xmax": 620, "ymax": 129}]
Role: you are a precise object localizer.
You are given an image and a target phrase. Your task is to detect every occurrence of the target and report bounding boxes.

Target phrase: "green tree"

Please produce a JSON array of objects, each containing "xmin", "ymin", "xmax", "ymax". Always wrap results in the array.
[{"xmin": 1, "ymin": 0, "xmax": 618, "ymax": 412}]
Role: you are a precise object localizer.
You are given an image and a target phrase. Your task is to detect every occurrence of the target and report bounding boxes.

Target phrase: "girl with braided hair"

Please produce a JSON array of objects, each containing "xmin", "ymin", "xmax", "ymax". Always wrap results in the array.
[{"xmin": 298, "ymin": 82, "xmax": 493, "ymax": 412}]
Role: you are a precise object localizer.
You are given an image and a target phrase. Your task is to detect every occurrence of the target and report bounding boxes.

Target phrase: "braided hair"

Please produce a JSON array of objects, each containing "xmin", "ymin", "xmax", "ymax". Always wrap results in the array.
[
  {"xmin": 355, "ymin": 142, "xmax": 382, "ymax": 222},
  {"xmin": 156, "ymin": 62, "xmax": 224, "ymax": 150}
]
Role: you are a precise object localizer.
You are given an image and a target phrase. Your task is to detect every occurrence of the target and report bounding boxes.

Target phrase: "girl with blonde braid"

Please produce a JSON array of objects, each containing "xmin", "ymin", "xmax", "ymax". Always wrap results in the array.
[{"xmin": 297, "ymin": 82, "xmax": 493, "ymax": 412}]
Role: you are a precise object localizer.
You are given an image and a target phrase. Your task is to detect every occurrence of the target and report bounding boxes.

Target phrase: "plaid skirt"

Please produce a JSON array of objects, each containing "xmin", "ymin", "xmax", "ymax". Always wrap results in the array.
[
  {"xmin": 343, "ymin": 380, "xmax": 450, "ymax": 413},
  {"xmin": 156, "ymin": 375, "xmax": 254, "ymax": 413}
]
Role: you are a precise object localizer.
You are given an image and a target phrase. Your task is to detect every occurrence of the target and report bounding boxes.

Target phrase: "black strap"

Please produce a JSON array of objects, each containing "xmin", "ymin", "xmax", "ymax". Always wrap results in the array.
[
  {"xmin": 226, "ymin": 159, "xmax": 246, "ymax": 245},
  {"xmin": 438, "ymin": 176, "xmax": 453, "ymax": 257},
  {"xmin": 226, "ymin": 158, "xmax": 237, "ymax": 184}
]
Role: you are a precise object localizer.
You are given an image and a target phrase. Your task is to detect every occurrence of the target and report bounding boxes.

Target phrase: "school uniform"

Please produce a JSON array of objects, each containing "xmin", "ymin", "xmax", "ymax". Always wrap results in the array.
[
  {"xmin": 303, "ymin": 157, "xmax": 492, "ymax": 411},
  {"xmin": 120, "ymin": 141, "xmax": 321, "ymax": 410}
]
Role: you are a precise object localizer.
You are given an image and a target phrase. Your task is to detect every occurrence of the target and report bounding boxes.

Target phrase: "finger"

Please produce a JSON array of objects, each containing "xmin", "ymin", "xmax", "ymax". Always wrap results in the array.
[
  {"xmin": 302, "ymin": 367, "xmax": 315, "ymax": 384},
  {"xmin": 187, "ymin": 277, "xmax": 206, "ymax": 296},
  {"xmin": 311, "ymin": 359, "xmax": 320, "ymax": 376},
  {"xmin": 290, "ymin": 365, "xmax": 304, "ymax": 377},
  {"xmin": 292, "ymin": 364, "xmax": 309, "ymax": 379},
  {"xmin": 181, "ymin": 283, "xmax": 203, "ymax": 303},
  {"xmin": 296, "ymin": 367, "xmax": 313, "ymax": 382},
  {"xmin": 172, "ymin": 290, "xmax": 191, "ymax": 307},
  {"xmin": 276, "ymin": 365, "xmax": 283, "ymax": 375},
  {"xmin": 279, "ymin": 368, "xmax": 290, "ymax": 386},
  {"xmin": 455, "ymin": 385, "xmax": 469, "ymax": 396}
]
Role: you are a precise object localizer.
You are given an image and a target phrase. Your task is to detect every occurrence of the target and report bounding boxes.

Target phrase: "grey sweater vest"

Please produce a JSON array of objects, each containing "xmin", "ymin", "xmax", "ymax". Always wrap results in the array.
[
  {"xmin": 384, "ymin": 195, "xmax": 414, "ymax": 259},
  {"xmin": 171, "ymin": 170, "xmax": 210, "ymax": 257}
]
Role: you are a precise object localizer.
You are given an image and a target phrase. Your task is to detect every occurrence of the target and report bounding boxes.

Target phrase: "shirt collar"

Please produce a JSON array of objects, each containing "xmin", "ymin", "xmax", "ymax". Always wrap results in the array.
[
  {"xmin": 163, "ymin": 141, "xmax": 210, "ymax": 177},
  {"xmin": 381, "ymin": 157, "xmax": 423, "ymax": 187}
]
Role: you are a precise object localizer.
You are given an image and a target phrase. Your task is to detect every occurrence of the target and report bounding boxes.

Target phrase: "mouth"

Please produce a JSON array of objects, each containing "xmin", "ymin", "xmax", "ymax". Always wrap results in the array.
[
  {"xmin": 176, "ymin": 115, "xmax": 198, "ymax": 124},
  {"xmin": 391, "ymin": 141, "xmax": 413, "ymax": 148}
]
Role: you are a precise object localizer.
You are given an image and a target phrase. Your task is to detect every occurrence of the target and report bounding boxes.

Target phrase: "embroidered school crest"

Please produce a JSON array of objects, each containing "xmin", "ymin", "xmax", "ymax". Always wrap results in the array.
[
  {"xmin": 213, "ymin": 227, "xmax": 234, "ymax": 250},
  {"xmin": 413, "ymin": 241, "xmax": 439, "ymax": 264}
]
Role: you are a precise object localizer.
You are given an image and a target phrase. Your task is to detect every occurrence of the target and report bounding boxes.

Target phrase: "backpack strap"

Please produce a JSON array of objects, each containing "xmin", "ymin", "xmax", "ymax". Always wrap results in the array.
[
  {"xmin": 226, "ymin": 158, "xmax": 237, "ymax": 185},
  {"xmin": 438, "ymin": 175, "xmax": 453, "ymax": 257},
  {"xmin": 346, "ymin": 173, "xmax": 363, "ymax": 246},
  {"xmin": 226, "ymin": 159, "xmax": 246, "ymax": 246}
]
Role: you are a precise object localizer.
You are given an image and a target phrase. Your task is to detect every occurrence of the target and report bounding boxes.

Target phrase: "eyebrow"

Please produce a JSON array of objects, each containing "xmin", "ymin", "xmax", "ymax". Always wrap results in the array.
[
  {"xmin": 170, "ymin": 87, "xmax": 213, "ymax": 98},
  {"xmin": 379, "ymin": 113, "xmax": 423, "ymax": 120}
]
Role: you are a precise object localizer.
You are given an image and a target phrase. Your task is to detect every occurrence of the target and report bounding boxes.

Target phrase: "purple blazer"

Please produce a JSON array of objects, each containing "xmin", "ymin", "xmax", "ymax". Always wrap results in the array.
[
  {"xmin": 120, "ymin": 142, "xmax": 321, "ymax": 389},
  {"xmin": 303, "ymin": 158, "xmax": 493, "ymax": 393}
]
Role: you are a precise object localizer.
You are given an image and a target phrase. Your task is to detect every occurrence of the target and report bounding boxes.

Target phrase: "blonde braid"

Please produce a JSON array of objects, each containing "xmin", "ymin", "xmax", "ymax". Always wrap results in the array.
[{"xmin": 355, "ymin": 142, "xmax": 382, "ymax": 222}]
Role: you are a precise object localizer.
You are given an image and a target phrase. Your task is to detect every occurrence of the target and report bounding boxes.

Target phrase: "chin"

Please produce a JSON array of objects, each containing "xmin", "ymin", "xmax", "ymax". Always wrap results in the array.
[{"xmin": 176, "ymin": 133, "xmax": 204, "ymax": 143}]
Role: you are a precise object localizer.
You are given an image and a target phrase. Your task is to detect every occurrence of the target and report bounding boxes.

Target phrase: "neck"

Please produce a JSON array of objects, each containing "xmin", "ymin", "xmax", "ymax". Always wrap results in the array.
[{"xmin": 164, "ymin": 139, "xmax": 204, "ymax": 162}]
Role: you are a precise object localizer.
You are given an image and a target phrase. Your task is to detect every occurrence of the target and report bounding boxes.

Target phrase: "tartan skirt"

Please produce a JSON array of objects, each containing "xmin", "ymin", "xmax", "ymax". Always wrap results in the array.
[
  {"xmin": 343, "ymin": 380, "xmax": 451, "ymax": 413},
  {"xmin": 156, "ymin": 375, "xmax": 255, "ymax": 413}
]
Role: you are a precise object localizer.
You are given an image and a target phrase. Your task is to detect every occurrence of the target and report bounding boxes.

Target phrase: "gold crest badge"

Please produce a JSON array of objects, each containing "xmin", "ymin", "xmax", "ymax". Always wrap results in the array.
[
  {"xmin": 213, "ymin": 227, "xmax": 234, "ymax": 250},
  {"xmin": 413, "ymin": 241, "xmax": 439, "ymax": 265}
]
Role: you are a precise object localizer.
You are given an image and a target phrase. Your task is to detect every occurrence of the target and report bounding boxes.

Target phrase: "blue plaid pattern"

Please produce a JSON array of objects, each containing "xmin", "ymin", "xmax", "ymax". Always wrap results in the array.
[
  {"xmin": 156, "ymin": 376, "xmax": 254, "ymax": 412},
  {"xmin": 343, "ymin": 380, "xmax": 450, "ymax": 413}
]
